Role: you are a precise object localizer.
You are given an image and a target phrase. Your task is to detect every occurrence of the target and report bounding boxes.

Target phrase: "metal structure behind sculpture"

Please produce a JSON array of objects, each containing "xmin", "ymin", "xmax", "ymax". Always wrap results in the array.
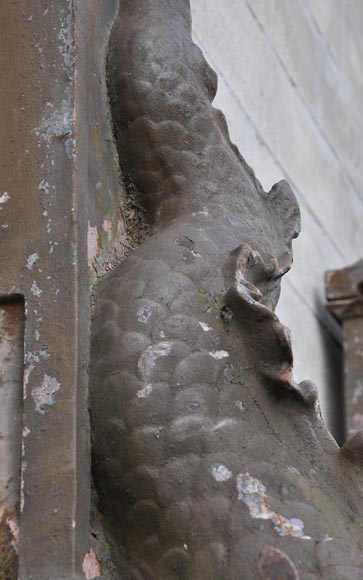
[
  {"xmin": 326, "ymin": 260, "xmax": 363, "ymax": 442},
  {"xmin": 90, "ymin": 1, "xmax": 363, "ymax": 579}
]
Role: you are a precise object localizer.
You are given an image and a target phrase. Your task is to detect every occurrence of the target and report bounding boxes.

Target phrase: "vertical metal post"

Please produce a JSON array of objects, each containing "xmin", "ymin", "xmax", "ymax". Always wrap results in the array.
[
  {"xmin": 0, "ymin": 0, "xmax": 124, "ymax": 576},
  {"xmin": 326, "ymin": 260, "xmax": 363, "ymax": 442},
  {"xmin": 0, "ymin": 2, "xmax": 89, "ymax": 578}
]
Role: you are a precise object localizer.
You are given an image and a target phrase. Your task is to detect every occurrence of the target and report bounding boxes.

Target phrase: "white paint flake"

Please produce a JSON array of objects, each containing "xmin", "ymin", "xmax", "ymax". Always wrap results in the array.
[
  {"xmin": 138, "ymin": 341, "xmax": 172, "ymax": 378},
  {"xmin": 209, "ymin": 350, "xmax": 229, "ymax": 359},
  {"xmin": 236, "ymin": 472, "xmax": 311, "ymax": 540},
  {"xmin": 137, "ymin": 342, "xmax": 172, "ymax": 399},
  {"xmin": 87, "ymin": 222, "xmax": 99, "ymax": 269},
  {"xmin": 22, "ymin": 426, "xmax": 31, "ymax": 438},
  {"xmin": 0, "ymin": 192, "xmax": 10, "ymax": 204},
  {"xmin": 26, "ymin": 253, "xmax": 39, "ymax": 270},
  {"xmin": 31, "ymin": 281, "xmax": 42, "ymax": 297},
  {"xmin": 192, "ymin": 209, "xmax": 209, "ymax": 217},
  {"xmin": 20, "ymin": 460, "xmax": 27, "ymax": 511},
  {"xmin": 210, "ymin": 464, "xmax": 233, "ymax": 482},
  {"xmin": 199, "ymin": 321, "xmax": 211, "ymax": 332},
  {"xmin": 137, "ymin": 304, "xmax": 152, "ymax": 323},
  {"xmin": 26, "ymin": 351, "xmax": 40, "ymax": 364},
  {"xmin": 234, "ymin": 400, "xmax": 246, "ymax": 411},
  {"xmin": 32, "ymin": 374, "xmax": 60, "ymax": 414},
  {"xmin": 137, "ymin": 384, "xmax": 153, "ymax": 399},
  {"xmin": 38, "ymin": 179, "xmax": 50, "ymax": 194}
]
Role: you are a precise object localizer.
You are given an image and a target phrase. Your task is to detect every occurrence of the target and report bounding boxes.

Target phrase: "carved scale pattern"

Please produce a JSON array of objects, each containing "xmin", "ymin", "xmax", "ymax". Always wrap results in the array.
[{"xmin": 90, "ymin": 1, "xmax": 363, "ymax": 578}]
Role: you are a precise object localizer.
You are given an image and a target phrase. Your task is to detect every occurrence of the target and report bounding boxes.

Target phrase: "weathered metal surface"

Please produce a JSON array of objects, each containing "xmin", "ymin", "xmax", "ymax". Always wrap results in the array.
[
  {"xmin": 0, "ymin": 0, "xmax": 126, "ymax": 576},
  {"xmin": 326, "ymin": 260, "xmax": 363, "ymax": 441},
  {"xmin": 0, "ymin": 1, "xmax": 88, "ymax": 577},
  {"xmin": 90, "ymin": 1, "xmax": 363, "ymax": 578},
  {"xmin": 0, "ymin": 0, "xmax": 126, "ymax": 575}
]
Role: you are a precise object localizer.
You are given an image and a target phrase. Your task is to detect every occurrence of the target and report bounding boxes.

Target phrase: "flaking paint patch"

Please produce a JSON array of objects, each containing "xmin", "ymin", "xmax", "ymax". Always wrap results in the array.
[
  {"xmin": 31, "ymin": 281, "xmax": 42, "ymax": 297},
  {"xmin": 138, "ymin": 341, "xmax": 173, "ymax": 378},
  {"xmin": 236, "ymin": 472, "xmax": 311, "ymax": 539},
  {"xmin": 137, "ymin": 384, "xmax": 153, "ymax": 398},
  {"xmin": 23, "ymin": 366, "xmax": 34, "ymax": 399},
  {"xmin": 209, "ymin": 350, "xmax": 229, "ymax": 359},
  {"xmin": 32, "ymin": 374, "xmax": 60, "ymax": 414},
  {"xmin": 88, "ymin": 222, "xmax": 99, "ymax": 269},
  {"xmin": 58, "ymin": 0, "xmax": 74, "ymax": 74},
  {"xmin": 38, "ymin": 179, "xmax": 50, "ymax": 194},
  {"xmin": 199, "ymin": 321, "xmax": 211, "ymax": 331},
  {"xmin": 210, "ymin": 464, "xmax": 233, "ymax": 482},
  {"xmin": 137, "ymin": 304, "xmax": 152, "ymax": 323},
  {"xmin": 36, "ymin": 93, "xmax": 74, "ymax": 157},
  {"xmin": 0, "ymin": 192, "xmax": 10, "ymax": 204},
  {"xmin": 26, "ymin": 253, "xmax": 39, "ymax": 269},
  {"xmin": 22, "ymin": 426, "xmax": 31, "ymax": 438},
  {"xmin": 82, "ymin": 548, "xmax": 101, "ymax": 580},
  {"xmin": 137, "ymin": 342, "xmax": 172, "ymax": 399},
  {"xmin": 34, "ymin": 1, "xmax": 74, "ymax": 159},
  {"xmin": 20, "ymin": 461, "xmax": 27, "ymax": 512},
  {"xmin": 234, "ymin": 399, "xmax": 245, "ymax": 411}
]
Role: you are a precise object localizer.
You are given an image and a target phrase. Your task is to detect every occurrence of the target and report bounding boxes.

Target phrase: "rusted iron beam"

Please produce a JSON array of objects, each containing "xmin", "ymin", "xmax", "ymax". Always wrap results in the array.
[
  {"xmin": 0, "ymin": 0, "xmax": 124, "ymax": 576},
  {"xmin": 0, "ymin": 2, "xmax": 89, "ymax": 578}
]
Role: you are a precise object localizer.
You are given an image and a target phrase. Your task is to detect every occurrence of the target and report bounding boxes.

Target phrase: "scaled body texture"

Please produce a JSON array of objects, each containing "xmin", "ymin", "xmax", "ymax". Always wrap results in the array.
[{"xmin": 90, "ymin": 1, "xmax": 363, "ymax": 578}]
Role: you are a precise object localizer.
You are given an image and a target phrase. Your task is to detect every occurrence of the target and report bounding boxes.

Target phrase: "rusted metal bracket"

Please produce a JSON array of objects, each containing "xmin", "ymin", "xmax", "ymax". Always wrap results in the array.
[{"xmin": 326, "ymin": 260, "xmax": 363, "ymax": 441}]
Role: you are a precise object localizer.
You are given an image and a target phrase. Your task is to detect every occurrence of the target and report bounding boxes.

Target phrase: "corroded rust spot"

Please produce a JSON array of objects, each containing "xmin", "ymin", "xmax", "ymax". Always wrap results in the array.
[
  {"xmin": 258, "ymin": 546, "xmax": 299, "ymax": 580},
  {"xmin": 0, "ymin": 509, "xmax": 18, "ymax": 580}
]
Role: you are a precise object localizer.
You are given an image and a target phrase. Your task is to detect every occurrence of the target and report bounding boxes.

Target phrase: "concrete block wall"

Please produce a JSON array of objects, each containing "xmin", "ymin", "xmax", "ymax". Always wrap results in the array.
[{"xmin": 191, "ymin": 0, "xmax": 363, "ymax": 440}]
